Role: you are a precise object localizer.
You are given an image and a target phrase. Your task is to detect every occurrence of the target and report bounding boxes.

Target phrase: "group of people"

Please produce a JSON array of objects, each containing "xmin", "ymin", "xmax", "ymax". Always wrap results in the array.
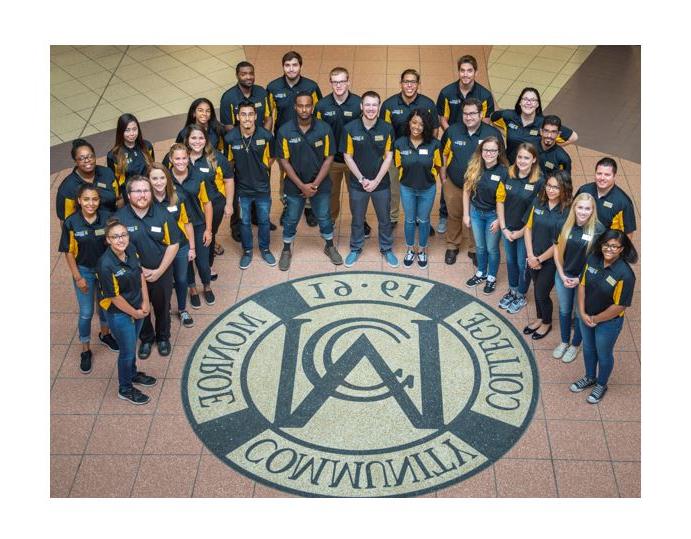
[{"xmin": 55, "ymin": 50, "xmax": 638, "ymax": 406}]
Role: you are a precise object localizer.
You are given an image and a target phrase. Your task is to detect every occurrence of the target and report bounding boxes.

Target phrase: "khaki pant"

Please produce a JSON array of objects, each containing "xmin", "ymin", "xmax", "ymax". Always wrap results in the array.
[
  {"xmin": 329, "ymin": 161, "xmax": 350, "ymax": 221},
  {"xmin": 443, "ymin": 180, "xmax": 475, "ymax": 252},
  {"xmin": 388, "ymin": 162, "xmax": 401, "ymax": 222}
]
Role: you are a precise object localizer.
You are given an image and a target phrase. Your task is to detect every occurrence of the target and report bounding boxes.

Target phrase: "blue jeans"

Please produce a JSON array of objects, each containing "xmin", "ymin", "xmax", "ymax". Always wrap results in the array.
[
  {"xmin": 73, "ymin": 265, "xmax": 108, "ymax": 343},
  {"xmin": 554, "ymin": 273, "xmax": 583, "ymax": 346},
  {"xmin": 172, "ymin": 244, "xmax": 189, "ymax": 311},
  {"xmin": 349, "ymin": 187, "xmax": 393, "ymax": 253},
  {"xmin": 187, "ymin": 223, "xmax": 212, "ymax": 287},
  {"xmin": 579, "ymin": 316, "xmax": 624, "ymax": 386},
  {"xmin": 239, "ymin": 193, "xmax": 271, "ymax": 250},
  {"xmin": 105, "ymin": 311, "xmax": 143, "ymax": 392},
  {"xmin": 470, "ymin": 206, "xmax": 501, "ymax": 278},
  {"xmin": 502, "ymin": 235, "xmax": 527, "ymax": 292},
  {"xmin": 283, "ymin": 190, "xmax": 333, "ymax": 243},
  {"xmin": 400, "ymin": 183, "xmax": 437, "ymax": 248}
]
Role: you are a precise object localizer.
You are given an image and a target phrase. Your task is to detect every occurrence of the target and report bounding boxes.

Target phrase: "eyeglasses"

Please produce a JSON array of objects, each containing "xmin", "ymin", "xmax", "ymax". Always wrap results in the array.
[
  {"xmin": 463, "ymin": 111, "xmax": 480, "ymax": 117},
  {"xmin": 402, "ymin": 80, "xmax": 419, "ymax": 85},
  {"xmin": 76, "ymin": 154, "xmax": 95, "ymax": 162},
  {"xmin": 482, "ymin": 148, "xmax": 499, "ymax": 154},
  {"xmin": 330, "ymin": 80, "xmax": 348, "ymax": 85},
  {"xmin": 545, "ymin": 184, "xmax": 561, "ymax": 190},
  {"xmin": 109, "ymin": 233, "xmax": 129, "ymax": 241},
  {"xmin": 602, "ymin": 243, "xmax": 623, "ymax": 251},
  {"xmin": 521, "ymin": 97, "xmax": 539, "ymax": 103},
  {"xmin": 130, "ymin": 189, "xmax": 151, "ymax": 194}
]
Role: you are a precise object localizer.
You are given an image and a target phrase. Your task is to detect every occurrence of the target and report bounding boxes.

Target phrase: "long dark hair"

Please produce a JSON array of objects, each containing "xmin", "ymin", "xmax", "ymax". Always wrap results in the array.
[
  {"xmin": 184, "ymin": 98, "xmax": 224, "ymax": 148},
  {"xmin": 404, "ymin": 108, "xmax": 434, "ymax": 144},
  {"xmin": 110, "ymin": 113, "xmax": 152, "ymax": 179},
  {"xmin": 538, "ymin": 170, "xmax": 572, "ymax": 211},
  {"xmin": 514, "ymin": 87, "xmax": 543, "ymax": 117},
  {"xmin": 594, "ymin": 229, "xmax": 639, "ymax": 265}
]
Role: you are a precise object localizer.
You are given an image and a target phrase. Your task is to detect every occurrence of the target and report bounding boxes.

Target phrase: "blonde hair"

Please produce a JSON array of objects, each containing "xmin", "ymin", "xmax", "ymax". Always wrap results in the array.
[
  {"xmin": 556, "ymin": 192, "xmax": 599, "ymax": 267},
  {"xmin": 508, "ymin": 142, "xmax": 541, "ymax": 183},
  {"xmin": 464, "ymin": 136, "xmax": 508, "ymax": 193},
  {"xmin": 147, "ymin": 162, "xmax": 178, "ymax": 206}
]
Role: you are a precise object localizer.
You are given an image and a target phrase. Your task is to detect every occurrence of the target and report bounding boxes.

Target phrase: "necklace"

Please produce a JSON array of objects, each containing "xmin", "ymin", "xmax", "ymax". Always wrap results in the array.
[{"xmin": 242, "ymin": 132, "xmax": 254, "ymax": 152}]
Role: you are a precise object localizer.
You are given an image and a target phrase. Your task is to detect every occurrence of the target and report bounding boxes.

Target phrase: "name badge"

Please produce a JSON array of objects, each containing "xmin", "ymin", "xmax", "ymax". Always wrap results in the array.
[
  {"xmin": 490, "ymin": 174, "xmax": 500, "ymax": 181},
  {"xmin": 167, "ymin": 205, "xmax": 177, "ymax": 213},
  {"xmin": 545, "ymin": 161, "xmax": 555, "ymax": 169},
  {"xmin": 582, "ymin": 233, "xmax": 593, "ymax": 241},
  {"xmin": 94, "ymin": 228, "xmax": 105, "ymax": 236},
  {"xmin": 419, "ymin": 148, "xmax": 429, "ymax": 155},
  {"xmin": 530, "ymin": 129, "xmax": 539, "ymax": 136},
  {"xmin": 605, "ymin": 275, "xmax": 617, "ymax": 287},
  {"xmin": 255, "ymin": 102, "xmax": 262, "ymax": 107},
  {"xmin": 524, "ymin": 183, "xmax": 535, "ymax": 191},
  {"xmin": 127, "ymin": 226, "xmax": 137, "ymax": 232},
  {"xmin": 256, "ymin": 139, "xmax": 265, "ymax": 146},
  {"xmin": 97, "ymin": 182, "xmax": 107, "ymax": 188},
  {"xmin": 200, "ymin": 167, "xmax": 210, "ymax": 173},
  {"xmin": 314, "ymin": 140, "xmax": 323, "ymax": 147},
  {"xmin": 344, "ymin": 111, "xmax": 353, "ymax": 117},
  {"xmin": 603, "ymin": 201, "xmax": 613, "ymax": 208},
  {"xmin": 151, "ymin": 226, "xmax": 162, "ymax": 233},
  {"xmin": 374, "ymin": 135, "xmax": 384, "ymax": 141}
]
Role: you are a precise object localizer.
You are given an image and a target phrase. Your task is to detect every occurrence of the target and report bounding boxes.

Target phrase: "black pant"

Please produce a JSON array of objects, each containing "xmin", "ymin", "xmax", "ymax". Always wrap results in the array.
[
  {"xmin": 229, "ymin": 188, "xmax": 241, "ymax": 232},
  {"xmin": 528, "ymin": 258, "xmax": 556, "ymax": 324},
  {"xmin": 209, "ymin": 195, "xmax": 225, "ymax": 268},
  {"xmin": 140, "ymin": 265, "xmax": 174, "ymax": 343}
]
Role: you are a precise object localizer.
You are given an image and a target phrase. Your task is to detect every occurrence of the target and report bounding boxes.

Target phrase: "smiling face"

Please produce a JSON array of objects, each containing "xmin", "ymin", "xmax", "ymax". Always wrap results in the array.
[
  {"xmin": 78, "ymin": 188, "xmax": 100, "ymax": 216},
  {"xmin": 409, "ymin": 114, "xmax": 424, "ymax": 139},
  {"xmin": 545, "ymin": 177, "xmax": 562, "ymax": 202},
  {"xmin": 400, "ymin": 74, "xmax": 419, "ymax": 99},
  {"xmin": 519, "ymin": 90, "xmax": 540, "ymax": 115},
  {"xmin": 172, "ymin": 149, "xmax": 189, "ymax": 173},
  {"xmin": 74, "ymin": 145, "xmax": 96, "ymax": 175},
  {"xmin": 515, "ymin": 148, "xmax": 536, "ymax": 175},
  {"xmin": 540, "ymin": 123, "xmax": 559, "ymax": 148},
  {"xmin": 187, "ymin": 129, "xmax": 207, "ymax": 154},
  {"xmin": 238, "ymin": 105, "xmax": 257, "ymax": 131},
  {"xmin": 481, "ymin": 141, "xmax": 499, "ymax": 167},
  {"xmin": 149, "ymin": 168, "xmax": 168, "ymax": 197},
  {"xmin": 595, "ymin": 164, "xmax": 616, "ymax": 192},
  {"xmin": 283, "ymin": 58, "xmax": 301, "ymax": 81},
  {"xmin": 361, "ymin": 95, "xmax": 380, "ymax": 121},
  {"xmin": 574, "ymin": 199, "xmax": 594, "ymax": 225},
  {"xmin": 601, "ymin": 239, "xmax": 623, "ymax": 264},
  {"xmin": 194, "ymin": 102, "xmax": 211, "ymax": 126},
  {"xmin": 462, "ymin": 103, "xmax": 481, "ymax": 131},
  {"xmin": 106, "ymin": 223, "xmax": 129, "ymax": 254},
  {"xmin": 330, "ymin": 71, "xmax": 350, "ymax": 98},
  {"xmin": 128, "ymin": 179, "xmax": 152, "ymax": 211},
  {"xmin": 458, "ymin": 62, "xmax": 476, "ymax": 86},
  {"xmin": 237, "ymin": 66, "xmax": 255, "ymax": 89}
]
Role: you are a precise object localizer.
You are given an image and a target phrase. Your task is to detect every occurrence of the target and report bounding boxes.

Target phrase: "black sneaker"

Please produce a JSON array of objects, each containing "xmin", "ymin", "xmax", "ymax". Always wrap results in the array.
[
  {"xmin": 483, "ymin": 279, "xmax": 497, "ymax": 295},
  {"xmin": 570, "ymin": 376, "xmax": 596, "ymax": 393},
  {"xmin": 231, "ymin": 227, "xmax": 241, "ymax": 242},
  {"xmin": 417, "ymin": 252, "xmax": 428, "ymax": 268},
  {"xmin": 79, "ymin": 350, "xmax": 92, "ymax": 374},
  {"xmin": 269, "ymin": 221, "xmax": 277, "ymax": 231},
  {"xmin": 157, "ymin": 339, "xmax": 171, "ymax": 357},
  {"xmin": 118, "ymin": 387, "xmax": 150, "ymax": 405},
  {"xmin": 132, "ymin": 371, "xmax": 157, "ymax": 387},
  {"xmin": 468, "ymin": 251, "xmax": 477, "ymax": 267},
  {"xmin": 210, "ymin": 271, "xmax": 218, "ymax": 281},
  {"xmin": 587, "ymin": 384, "xmax": 608, "ymax": 404},
  {"xmin": 99, "ymin": 332, "xmax": 119, "ymax": 351},
  {"xmin": 465, "ymin": 274, "xmax": 487, "ymax": 288},
  {"xmin": 304, "ymin": 207, "xmax": 318, "ymax": 227},
  {"xmin": 189, "ymin": 293, "xmax": 201, "ymax": 309},
  {"xmin": 138, "ymin": 341, "xmax": 152, "ymax": 360},
  {"xmin": 178, "ymin": 310, "xmax": 194, "ymax": 328},
  {"xmin": 363, "ymin": 221, "xmax": 371, "ymax": 239},
  {"xmin": 403, "ymin": 249, "xmax": 416, "ymax": 268},
  {"xmin": 204, "ymin": 289, "xmax": 216, "ymax": 305},
  {"xmin": 444, "ymin": 249, "xmax": 459, "ymax": 265}
]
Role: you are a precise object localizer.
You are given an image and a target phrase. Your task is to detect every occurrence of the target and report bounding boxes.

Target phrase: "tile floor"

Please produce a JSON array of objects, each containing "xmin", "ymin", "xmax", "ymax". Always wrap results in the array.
[{"xmin": 49, "ymin": 45, "xmax": 639, "ymax": 498}]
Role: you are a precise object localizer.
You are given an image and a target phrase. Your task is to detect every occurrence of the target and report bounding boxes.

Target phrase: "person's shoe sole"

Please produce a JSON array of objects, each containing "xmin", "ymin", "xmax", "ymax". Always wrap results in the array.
[{"xmin": 118, "ymin": 393, "xmax": 150, "ymax": 405}]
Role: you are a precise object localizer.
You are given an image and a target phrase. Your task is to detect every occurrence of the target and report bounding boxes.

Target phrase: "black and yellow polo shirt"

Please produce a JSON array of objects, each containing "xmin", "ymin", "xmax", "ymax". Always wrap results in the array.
[
  {"xmin": 490, "ymin": 110, "xmax": 574, "ymax": 163},
  {"xmin": 557, "ymin": 221, "xmax": 606, "ymax": 277},
  {"xmin": 58, "ymin": 209, "xmax": 111, "ymax": 269},
  {"xmin": 523, "ymin": 199, "xmax": 569, "ymax": 256},
  {"xmin": 501, "ymin": 173, "xmax": 545, "ymax": 232},
  {"xmin": 538, "ymin": 143, "xmax": 572, "ymax": 178},
  {"xmin": 176, "ymin": 123, "xmax": 225, "ymax": 154},
  {"xmin": 106, "ymin": 141, "xmax": 155, "ymax": 198},
  {"xmin": 55, "ymin": 166, "xmax": 119, "ymax": 221},
  {"xmin": 267, "ymin": 75, "xmax": 322, "ymax": 131},
  {"xmin": 576, "ymin": 182, "xmax": 637, "ymax": 234},
  {"xmin": 436, "ymin": 81, "xmax": 495, "ymax": 125},
  {"xmin": 469, "ymin": 163, "xmax": 508, "ymax": 212},
  {"xmin": 441, "ymin": 122, "xmax": 503, "ymax": 188},
  {"xmin": 380, "ymin": 92, "xmax": 439, "ymax": 138},
  {"xmin": 171, "ymin": 169, "xmax": 212, "ymax": 228},
  {"xmin": 189, "ymin": 150, "xmax": 233, "ymax": 200},
  {"xmin": 114, "ymin": 203, "xmax": 180, "ymax": 269},
  {"xmin": 276, "ymin": 119, "xmax": 334, "ymax": 196},
  {"xmin": 315, "ymin": 92, "xmax": 362, "ymax": 163},
  {"xmin": 393, "ymin": 136, "xmax": 441, "ymax": 190},
  {"xmin": 226, "ymin": 127, "xmax": 274, "ymax": 196},
  {"xmin": 153, "ymin": 187, "xmax": 191, "ymax": 247},
  {"xmin": 341, "ymin": 118, "xmax": 394, "ymax": 193},
  {"xmin": 219, "ymin": 84, "xmax": 271, "ymax": 127},
  {"xmin": 96, "ymin": 243, "xmax": 143, "ymax": 314},
  {"xmin": 580, "ymin": 253, "xmax": 636, "ymax": 317}
]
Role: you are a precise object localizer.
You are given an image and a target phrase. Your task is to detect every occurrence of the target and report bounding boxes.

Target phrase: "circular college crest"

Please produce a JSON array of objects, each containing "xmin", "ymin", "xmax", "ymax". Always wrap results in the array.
[{"xmin": 182, "ymin": 272, "xmax": 538, "ymax": 497}]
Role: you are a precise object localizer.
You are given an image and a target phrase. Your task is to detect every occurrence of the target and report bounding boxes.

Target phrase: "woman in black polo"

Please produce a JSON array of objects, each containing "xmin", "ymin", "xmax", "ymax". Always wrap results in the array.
[
  {"xmin": 394, "ymin": 109, "xmax": 442, "ymax": 268},
  {"xmin": 522, "ymin": 170, "xmax": 573, "ymax": 340},
  {"xmin": 553, "ymin": 193, "xmax": 605, "ymax": 363},
  {"xmin": 167, "ymin": 143, "xmax": 215, "ymax": 309},
  {"xmin": 462, "ymin": 136, "xmax": 509, "ymax": 294},
  {"xmin": 56, "ymin": 139, "xmax": 119, "ymax": 221},
  {"xmin": 96, "ymin": 218, "xmax": 156, "ymax": 405},
  {"xmin": 114, "ymin": 176, "xmax": 180, "ymax": 360},
  {"xmin": 496, "ymin": 142, "xmax": 544, "ymax": 314},
  {"xmin": 107, "ymin": 113, "xmax": 154, "ymax": 200},
  {"xmin": 570, "ymin": 230, "xmax": 637, "ymax": 404},
  {"xmin": 149, "ymin": 162, "xmax": 196, "ymax": 329},
  {"xmin": 183, "ymin": 124, "xmax": 234, "ymax": 284},
  {"xmin": 58, "ymin": 184, "xmax": 119, "ymax": 374}
]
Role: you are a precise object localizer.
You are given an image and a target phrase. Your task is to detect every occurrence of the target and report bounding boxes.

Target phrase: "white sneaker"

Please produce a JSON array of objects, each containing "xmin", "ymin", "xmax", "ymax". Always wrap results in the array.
[
  {"xmin": 552, "ymin": 342, "xmax": 569, "ymax": 359},
  {"xmin": 562, "ymin": 345, "xmax": 580, "ymax": 363}
]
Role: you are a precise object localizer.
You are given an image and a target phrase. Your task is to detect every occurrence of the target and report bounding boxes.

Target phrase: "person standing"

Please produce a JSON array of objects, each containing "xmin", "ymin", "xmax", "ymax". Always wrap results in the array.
[
  {"xmin": 315, "ymin": 66, "xmax": 362, "ymax": 224},
  {"xmin": 107, "ymin": 113, "xmax": 154, "ymax": 203},
  {"xmin": 440, "ymin": 97, "xmax": 502, "ymax": 266},
  {"xmin": 341, "ymin": 91, "xmax": 398, "ymax": 268},
  {"xmin": 225, "ymin": 101, "xmax": 277, "ymax": 269},
  {"xmin": 276, "ymin": 92, "xmax": 343, "ymax": 271}
]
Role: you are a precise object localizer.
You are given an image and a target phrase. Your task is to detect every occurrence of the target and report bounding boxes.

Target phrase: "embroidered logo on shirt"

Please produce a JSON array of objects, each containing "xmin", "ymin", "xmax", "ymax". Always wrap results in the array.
[
  {"xmin": 275, "ymin": 93, "xmax": 287, "ymax": 99},
  {"xmin": 454, "ymin": 140, "xmax": 467, "ymax": 146},
  {"xmin": 323, "ymin": 111, "xmax": 336, "ymax": 117},
  {"xmin": 352, "ymin": 135, "xmax": 364, "ymax": 141},
  {"xmin": 75, "ymin": 230, "xmax": 88, "ymax": 237},
  {"xmin": 400, "ymin": 150, "xmax": 412, "ymax": 156},
  {"xmin": 127, "ymin": 226, "xmax": 138, "ymax": 232},
  {"xmin": 392, "ymin": 109, "xmax": 404, "ymax": 115},
  {"xmin": 115, "ymin": 268, "xmax": 128, "ymax": 277},
  {"xmin": 289, "ymin": 137, "xmax": 302, "ymax": 143},
  {"xmin": 508, "ymin": 123, "xmax": 519, "ymax": 130}
]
